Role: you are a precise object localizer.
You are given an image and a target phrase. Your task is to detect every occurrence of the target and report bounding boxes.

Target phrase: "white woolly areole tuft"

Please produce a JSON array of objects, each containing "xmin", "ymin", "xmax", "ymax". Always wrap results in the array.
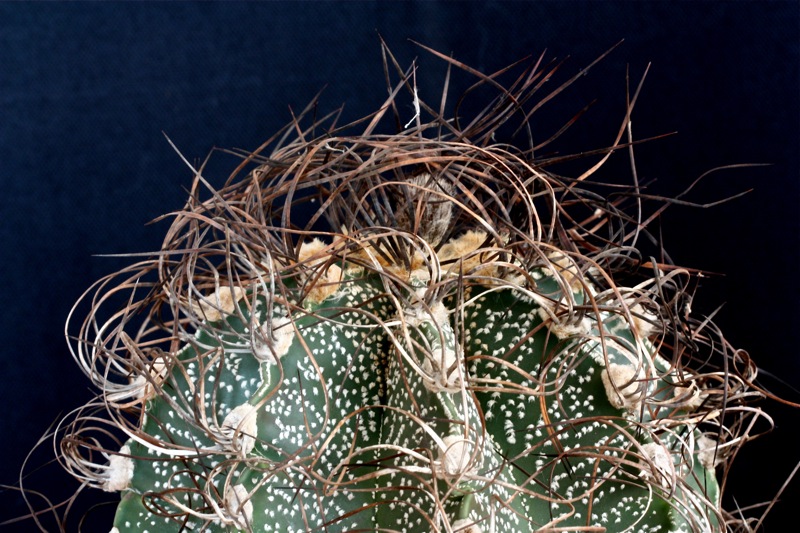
[
  {"xmin": 601, "ymin": 363, "xmax": 645, "ymax": 410},
  {"xmin": 221, "ymin": 403, "xmax": 258, "ymax": 456},
  {"xmin": 103, "ymin": 444, "xmax": 134, "ymax": 492},
  {"xmin": 297, "ymin": 237, "xmax": 329, "ymax": 264},
  {"xmin": 404, "ymin": 301, "xmax": 449, "ymax": 328},
  {"xmin": 113, "ymin": 331, "xmax": 168, "ymax": 403},
  {"xmin": 437, "ymin": 230, "xmax": 486, "ymax": 262},
  {"xmin": 403, "ymin": 301, "xmax": 463, "ymax": 392},
  {"xmin": 671, "ymin": 383, "xmax": 706, "ymax": 410},
  {"xmin": 697, "ymin": 435, "xmax": 724, "ymax": 469},
  {"xmin": 130, "ymin": 358, "xmax": 168, "ymax": 401},
  {"xmin": 191, "ymin": 286, "xmax": 246, "ymax": 322},
  {"xmin": 550, "ymin": 317, "xmax": 592, "ymax": 339},
  {"xmin": 451, "ymin": 518, "xmax": 483, "ymax": 533},
  {"xmin": 437, "ymin": 435, "xmax": 478, "ymax": 479},
  {"xmin": 421, "ymin": 346, "xmax": 462, "ymax": 393},
  {"xmin": 409, "ymin": 267, "xmax": 432, "ymax": 285},
  {"xmin": 223, "ymin": 484, "xmax": 253, "ymax": 530},
  {"xmin": 637, "ymin": 442, "xmax": 676, "ymax": 489},
  {"xmin": 297, "ymin": 238, "xmax": 343, "ymax": 303},
  {"xmin": 629, "ymin": 302, "xmax": 659, "ymax": 339},
  {"xmin": 253, "ymin": 316, "xmax": 295, "ymax": 363},
  {"xmin": 311, "ymin": 263, "xmax": 343, "ymax": 302},
  {"xmin": 535, "ymin": 306, "xmax": 591, "ymax": 339},
  {"xmin": 438, "ymin": 230, "xmax": 523, "ymax": 286},
  {"xmin": 109, "ymin": 528, "xmax": 120, "ymax": 533}
]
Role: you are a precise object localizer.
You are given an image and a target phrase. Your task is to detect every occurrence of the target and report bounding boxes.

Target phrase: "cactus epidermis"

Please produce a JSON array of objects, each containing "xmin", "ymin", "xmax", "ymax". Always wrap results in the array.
[{"xmin": 104, "ymin": 227, "xmax": 721, "ymax": 533}]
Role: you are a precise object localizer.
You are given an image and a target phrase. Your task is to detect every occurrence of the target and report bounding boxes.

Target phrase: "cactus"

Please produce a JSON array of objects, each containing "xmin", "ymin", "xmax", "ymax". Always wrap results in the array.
[{"xmin": 57, "ymin": 43, "xmax": 764, "ymax": 532}]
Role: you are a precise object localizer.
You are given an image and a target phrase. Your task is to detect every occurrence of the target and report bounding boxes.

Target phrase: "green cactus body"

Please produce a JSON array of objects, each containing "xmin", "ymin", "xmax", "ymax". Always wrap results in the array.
[{"xmin": 105, "ymin": 233, "xmax": 720, "ymax": 533}]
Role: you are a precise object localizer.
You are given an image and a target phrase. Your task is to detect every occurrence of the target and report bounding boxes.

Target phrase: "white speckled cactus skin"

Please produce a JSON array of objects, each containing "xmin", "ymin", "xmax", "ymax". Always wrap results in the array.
[{"xmin": 58, "ymin": 43, "xmax": 759, "ymax": 533}]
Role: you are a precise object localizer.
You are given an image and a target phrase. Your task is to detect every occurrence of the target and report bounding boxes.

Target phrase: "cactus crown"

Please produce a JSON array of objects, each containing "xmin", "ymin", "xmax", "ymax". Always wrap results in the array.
[{"xmin": 56, "ymin": 43, "xmax": 764, "ymax": 532}]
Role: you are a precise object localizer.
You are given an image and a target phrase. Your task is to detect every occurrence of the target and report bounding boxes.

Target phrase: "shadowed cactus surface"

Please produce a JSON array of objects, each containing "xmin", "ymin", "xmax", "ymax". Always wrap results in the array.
[{"xmin": 59, "ymin": 44, "xmax": 762, "ymax": 532}]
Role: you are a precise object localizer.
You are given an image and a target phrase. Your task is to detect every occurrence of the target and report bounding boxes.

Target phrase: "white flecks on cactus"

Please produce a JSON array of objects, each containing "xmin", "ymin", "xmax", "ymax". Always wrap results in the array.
[
  {"xmin": 220, "ymin": 403, "xmax": 258, "ymax": 456},
  {"xmin": 191, "ymin": 286, "xmax": 247, "ymax": 322},
  {"xmin": 102, "ymin": 444, "xmax": 134, "ymax": 492},
  {"xmin": 601, "ymin": 362, "xmax": 646, "ymax": 410},
  {"xmin": 637, "ymin": 442, "xmax": 676, "ymax": 490},
  {"xmin": 253, "ymin": 315, "xmax": 295, "ymax": 363},
  {"xmin": 223, "ymin": 484, "xmax": 253, "ymax": 530}
]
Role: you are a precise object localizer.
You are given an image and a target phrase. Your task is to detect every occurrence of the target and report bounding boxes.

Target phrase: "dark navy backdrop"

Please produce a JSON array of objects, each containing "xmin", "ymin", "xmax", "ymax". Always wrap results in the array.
[{"xmin": 1, "ymin": 2, "xmax": 798, "ymax": 530}]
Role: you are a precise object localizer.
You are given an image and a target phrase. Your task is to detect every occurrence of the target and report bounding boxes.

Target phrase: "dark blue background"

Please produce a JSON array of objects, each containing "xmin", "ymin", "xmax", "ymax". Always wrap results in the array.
[{"xmin": 1, "ymin": 2, "xmax": 798, "ymax": 530}]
